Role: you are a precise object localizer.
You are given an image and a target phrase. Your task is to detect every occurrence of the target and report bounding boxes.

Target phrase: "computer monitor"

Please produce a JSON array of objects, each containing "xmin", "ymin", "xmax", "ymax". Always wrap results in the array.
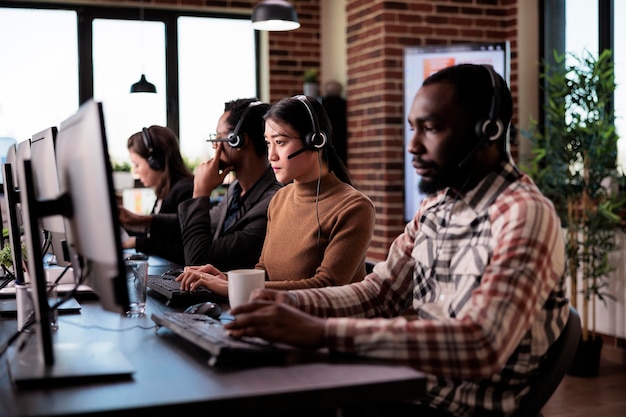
[
  {"xmin": 0, "ymin": 137, "xmax": 17, "ymax": 236},
  {"xmin": 9, "ymin": 99, "xmax": 133, "ymax": 387},
  {"xmin": 29, "ymin": 127, "xmax": 73, "ymax": 268},
  {"xmin": 1, "ymin": 140, "xmax": 30, "ymax": 284}
]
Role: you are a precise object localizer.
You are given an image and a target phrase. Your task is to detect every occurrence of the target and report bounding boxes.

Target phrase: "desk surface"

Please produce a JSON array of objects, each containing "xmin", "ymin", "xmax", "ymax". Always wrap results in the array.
[{"xmin": 0, "ymin": 259, "xmax": 426, "ymax": 417}]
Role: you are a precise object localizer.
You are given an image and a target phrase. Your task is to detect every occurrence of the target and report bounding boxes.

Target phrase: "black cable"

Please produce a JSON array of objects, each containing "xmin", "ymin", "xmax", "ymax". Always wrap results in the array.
[{"xmin": 0, "ymin": 312, "xmax": 36, "ymax": 358}]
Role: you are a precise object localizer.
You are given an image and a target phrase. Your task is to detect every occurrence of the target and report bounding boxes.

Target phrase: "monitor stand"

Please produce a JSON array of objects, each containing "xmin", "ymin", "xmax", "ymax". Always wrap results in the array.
[{"xmin": 7, "ymin": 336, "xmax": 134, "ymax": 389}]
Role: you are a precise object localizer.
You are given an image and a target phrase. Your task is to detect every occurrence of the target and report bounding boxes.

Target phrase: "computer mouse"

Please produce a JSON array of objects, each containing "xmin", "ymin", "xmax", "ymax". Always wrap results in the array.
[
  {"xmin": 184, "ymin": 302, "xmax": 222, "ymax": 319},
  {"xmin": 128, "ymin": 253, "xmax": 149, "ymax": 261}
]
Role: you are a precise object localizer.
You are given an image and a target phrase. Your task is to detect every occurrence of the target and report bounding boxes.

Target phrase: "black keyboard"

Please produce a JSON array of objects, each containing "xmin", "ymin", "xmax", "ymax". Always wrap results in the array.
[
  {"xmin": 147, "ymin": 274, "xmax": 227, "ymax": 306},
  {"xmin": 151, "ymin": 312, "xmax": 291, "ymax": 366}
]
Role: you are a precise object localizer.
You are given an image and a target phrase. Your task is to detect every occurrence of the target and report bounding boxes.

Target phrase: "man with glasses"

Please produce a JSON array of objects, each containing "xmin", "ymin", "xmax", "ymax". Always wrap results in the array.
[{"xmin": 121, "ymin": 98, "xmax": 281, "ymax": 270}]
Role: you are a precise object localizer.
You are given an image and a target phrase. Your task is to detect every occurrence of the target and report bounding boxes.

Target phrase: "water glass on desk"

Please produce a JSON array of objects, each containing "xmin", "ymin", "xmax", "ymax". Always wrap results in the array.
[{"xmin": 125, "ymin": 259, "xmax": 148, "ymax": 317}]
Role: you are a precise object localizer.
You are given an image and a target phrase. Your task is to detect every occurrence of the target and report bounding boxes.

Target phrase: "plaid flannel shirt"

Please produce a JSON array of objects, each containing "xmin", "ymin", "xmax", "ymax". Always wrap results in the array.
[{"xmin": 292, "ymin": 158, "xmax": 570, "ymax": 417}]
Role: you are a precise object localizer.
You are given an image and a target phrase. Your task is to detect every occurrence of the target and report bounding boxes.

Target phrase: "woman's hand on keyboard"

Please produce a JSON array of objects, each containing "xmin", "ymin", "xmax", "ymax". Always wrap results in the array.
[
  {"xmin": 225, "ymin": 300, "xmax": 326, "ymax": 349},
  {"xmin": 175, "ymin": 264, "xmax": 228, "ymax": 297}
]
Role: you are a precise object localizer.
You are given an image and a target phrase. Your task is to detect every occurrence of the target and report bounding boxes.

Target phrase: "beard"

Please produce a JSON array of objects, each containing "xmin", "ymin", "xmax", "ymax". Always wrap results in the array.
[
  {"xmin": 418, "ymin": 152, "xmax": 473, "ymax": 195},
  {"xmin": 417, "ymin": 162, "xmax": 460, "ymax": 195}
]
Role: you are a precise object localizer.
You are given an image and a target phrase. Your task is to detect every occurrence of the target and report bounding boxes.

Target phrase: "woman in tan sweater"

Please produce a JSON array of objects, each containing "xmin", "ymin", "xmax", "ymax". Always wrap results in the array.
[{"xmin": 177, "ymin": 95, "xmax": 375, "ymax": 298}]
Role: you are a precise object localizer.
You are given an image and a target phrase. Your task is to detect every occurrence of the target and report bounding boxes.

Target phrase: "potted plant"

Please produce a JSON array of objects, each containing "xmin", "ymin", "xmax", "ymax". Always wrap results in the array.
[
  {"xmin": 303, "ymin": 68, "xmax": 319, "ymax": 97},
  {"xmin": 523, "ymin": 49, "xmax": 626, "ymax": 377},
  {"xmin": 0, "ymin": 236, "xmax": 27, "ymax": 280},
  {"xmin": 111, "ymin": 160, "xmax": 135, "ymax": 191}
]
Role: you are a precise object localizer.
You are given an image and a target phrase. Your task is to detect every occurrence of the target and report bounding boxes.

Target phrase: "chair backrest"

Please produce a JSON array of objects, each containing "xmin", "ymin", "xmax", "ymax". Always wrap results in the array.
[{"xmin": 512, "ymin": 305, "xmax": 581, "ymax": 417}]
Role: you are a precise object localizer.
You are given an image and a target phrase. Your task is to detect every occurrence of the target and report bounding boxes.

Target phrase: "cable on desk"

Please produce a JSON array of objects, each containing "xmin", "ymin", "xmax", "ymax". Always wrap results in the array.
[
  {"xmin": 0, "ymin": 264, "xmax": 80, "ymax": 358},
  {"xmin": 62, "ymin": 320, "xmax": 157, "ymax": 332},
  {"xmin": 0, "ymin": 312, "xmax": 36, "ymax": 358}
]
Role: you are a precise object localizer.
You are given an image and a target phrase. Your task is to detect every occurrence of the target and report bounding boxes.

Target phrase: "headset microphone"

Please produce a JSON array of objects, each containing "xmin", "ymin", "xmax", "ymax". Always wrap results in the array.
[
  {"xmin": 287, "ymin": 147, "xmax": 309, "ymax": 159},
  {"xmin": 206, "ymin": 138, "xmax": 232, "ymax": 143},
  {"xmin": 457, "ymin": 136, "xmax": 488, "ymax": 169}
]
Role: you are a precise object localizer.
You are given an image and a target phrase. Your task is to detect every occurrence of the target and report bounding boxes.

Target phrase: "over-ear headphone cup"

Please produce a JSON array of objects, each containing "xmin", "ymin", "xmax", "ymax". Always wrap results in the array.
[
  {"xmin": 475, "ymin": 118, "xmax": 504, "ymax": 142},
  {"xmin": 227, "ymin": 133, "xmax": 243, "ymax": 149},
  {"xmin": 142, "ymin": 127, "xmax": 164, "ymax": 170},
  {"xmin": 148, "ymin": 155, "xmax": 163, "ymax": 171},
  {"xmin": 308, "ymin": 132, "xmax": 327, "ymax": 150}
]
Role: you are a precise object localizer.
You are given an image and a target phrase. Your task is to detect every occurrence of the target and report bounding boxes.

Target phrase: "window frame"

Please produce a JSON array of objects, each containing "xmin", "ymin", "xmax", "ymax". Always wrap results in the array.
[{"xmin": 0, "ymin": 1, "xmax": 260, "ymax": 139}]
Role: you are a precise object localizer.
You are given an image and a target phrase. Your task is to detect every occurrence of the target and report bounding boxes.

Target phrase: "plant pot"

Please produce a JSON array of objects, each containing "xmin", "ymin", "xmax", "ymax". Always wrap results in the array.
[
  {"xmin": 113, "ymin": 171, "xmax": 135, "ymax": 191},
  {"xmin": 567, "ymin": 335, "xmax": 603, "ymax": 377},
  {"xmin": 303, "ymin": 82, "xmax": 319, "ymax": 97}
]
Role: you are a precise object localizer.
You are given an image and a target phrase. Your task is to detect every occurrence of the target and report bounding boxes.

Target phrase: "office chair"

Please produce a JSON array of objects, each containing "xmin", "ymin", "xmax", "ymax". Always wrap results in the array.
[{"xmin": 511, "ymin": 306, "xmax": 581, "ymax": 417}]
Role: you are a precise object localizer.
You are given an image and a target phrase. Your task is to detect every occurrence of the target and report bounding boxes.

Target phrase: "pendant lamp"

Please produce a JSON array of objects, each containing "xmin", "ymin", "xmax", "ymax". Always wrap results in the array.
[
  {"xmin": 130, "ymin": 1, "xmax": 157, "ymax": 94},
  {"xmin": 251, "ymin": 0, "xmax": 300, "ymax": 31},
  {"xmin": 130, "ymin": 74, "xmax": 157, "ymax": 93}
]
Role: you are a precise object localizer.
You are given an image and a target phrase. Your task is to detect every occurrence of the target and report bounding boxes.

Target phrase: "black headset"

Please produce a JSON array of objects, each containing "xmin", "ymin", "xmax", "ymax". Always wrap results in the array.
[
  {"xmin": 141, "ymin": 127, "xmax": 164, "ymax": 171},
  {"xmin": 226, "ymin": 100, "xmax": 262, "ymax": 149},
  {"xmin": 457, "ymin": 65, "xmax": 505, "ymax": 169},
  {"xmin": 475, "ymin": 64, "xmax": 504, "ymax": 142},
  {"xmin": 287, "ymin": 95, "xmax": 328, "ymax": 160},
  {"xmin": 205, "ymin": 100, "xmax": 261, "ymax": 148}
]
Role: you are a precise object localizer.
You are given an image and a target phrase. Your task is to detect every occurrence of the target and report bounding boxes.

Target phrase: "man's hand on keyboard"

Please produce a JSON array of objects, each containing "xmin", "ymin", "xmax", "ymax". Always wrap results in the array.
[
  {"xmin": 176, "ymin": 264, "xmax": 228, "ymax": 297},
  {"xmin": 224, "ymin": 300, "xmax": 326, "ymax": 350}
]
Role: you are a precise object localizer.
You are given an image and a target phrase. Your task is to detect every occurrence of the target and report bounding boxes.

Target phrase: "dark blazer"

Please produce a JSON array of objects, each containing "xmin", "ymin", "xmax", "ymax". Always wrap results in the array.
[
  {"xmin": 178, "ymin": 168, "xmax": 282, "ymax": 271},
  {"xmin": 134, "ymin": 176, "xmax": 193, "ymax": 264}
]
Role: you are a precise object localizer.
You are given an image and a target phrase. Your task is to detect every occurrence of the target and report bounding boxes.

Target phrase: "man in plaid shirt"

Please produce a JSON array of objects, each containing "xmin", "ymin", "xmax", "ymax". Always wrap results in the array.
[{"xmin": 226, "ymin": 64, "xmax": 570, "ymax": 417}]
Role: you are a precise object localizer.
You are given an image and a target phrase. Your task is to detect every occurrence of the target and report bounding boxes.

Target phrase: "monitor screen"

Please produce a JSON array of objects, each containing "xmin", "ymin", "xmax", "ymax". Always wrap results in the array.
[
  {"xmin": 54, "ymin": 99, "xmax": 129, "ymax": 313},
  {"xmin": 402, "ymin": 41, "xmax": 511, "ymax": 220},
  {"xmin": 0, "ymin": 137, "xmax": 17, "ymax": 187},
  {"xmin": 2, "ymin": 145, "xmax": 22, "ymax": 282},
  {"xmin": 0, "ymin": 140, "xmax": 30, "ymax": 284},
  {"xmin": 30, "ymin": 127, "xmax": 72, "ymax": 267},
  {"xmin": 10, "ymin": 99, "xmax": 132, "ymax": 385}
]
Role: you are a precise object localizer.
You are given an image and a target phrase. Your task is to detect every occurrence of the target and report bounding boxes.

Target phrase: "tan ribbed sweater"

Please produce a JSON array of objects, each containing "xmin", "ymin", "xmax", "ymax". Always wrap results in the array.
[{"xmin": 256, "ymin": 172, "xmax": 375, "ymax": 290}]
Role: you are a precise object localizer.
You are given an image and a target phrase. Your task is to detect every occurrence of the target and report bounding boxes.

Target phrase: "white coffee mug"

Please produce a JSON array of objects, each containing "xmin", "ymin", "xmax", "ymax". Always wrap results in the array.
[{"xmin": 227, "ymin": 269, "xmax": 265, "ymax": 309}]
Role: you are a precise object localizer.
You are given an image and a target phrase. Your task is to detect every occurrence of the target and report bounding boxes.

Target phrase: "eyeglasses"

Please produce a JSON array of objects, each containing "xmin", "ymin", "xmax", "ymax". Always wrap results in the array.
[{"xmin": 207, "ymin": 131, "xmax": 230, "ymax": 141}]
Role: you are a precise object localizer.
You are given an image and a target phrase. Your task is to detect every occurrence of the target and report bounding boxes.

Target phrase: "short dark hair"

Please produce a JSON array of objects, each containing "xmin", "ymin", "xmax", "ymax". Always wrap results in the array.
[
  {"xmin": 224, "ymin": 98, "xmax": 270, "ymax": 157},
  {"xmin": 422, "ymin": 64, "xmax": 513, "ymax": 148}
]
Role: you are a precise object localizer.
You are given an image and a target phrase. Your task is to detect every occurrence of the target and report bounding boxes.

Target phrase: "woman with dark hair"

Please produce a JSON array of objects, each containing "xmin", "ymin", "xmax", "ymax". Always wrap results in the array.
[
  {"xmin": 177, "ymin": 95, "xmax": 375, "ymax": 297},
  {"xmin": 118, "ymin": 125, "xmax": 193, "ymax": 263}
]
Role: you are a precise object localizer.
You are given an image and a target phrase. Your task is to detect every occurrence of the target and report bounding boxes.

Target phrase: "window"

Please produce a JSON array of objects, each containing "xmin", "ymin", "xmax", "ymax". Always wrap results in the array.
[
  {"xmin": 92, "ymin": 18, "xmax": 167, "ymax": 163},
  {"xmin": 0, "ymin": 8, "xmax": 78, "ymax": 144},
  {"xmin": 615, "ymin": 1, "xmax": 626, "ymax": 171},
  {"xmin": 0, "ymin": 5, "xmax": 258, "ymax": 166},
  {"xmin": 562, "ymin": 0, "xmax": 626, "ymax": 172},
  {"xmin": 177, "ymin": 17, "xmax": 257, "ymax": 162}
]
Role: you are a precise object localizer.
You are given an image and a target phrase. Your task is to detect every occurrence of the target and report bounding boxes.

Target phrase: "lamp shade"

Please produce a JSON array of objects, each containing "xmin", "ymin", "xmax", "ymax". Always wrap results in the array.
[
  {"xmin": 130, "ymin": 74, "xmax": 157, "ymax": 94},
  {"xmin": 251, "ymin": 0, "xmax": 300, "ymax": 31}
]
